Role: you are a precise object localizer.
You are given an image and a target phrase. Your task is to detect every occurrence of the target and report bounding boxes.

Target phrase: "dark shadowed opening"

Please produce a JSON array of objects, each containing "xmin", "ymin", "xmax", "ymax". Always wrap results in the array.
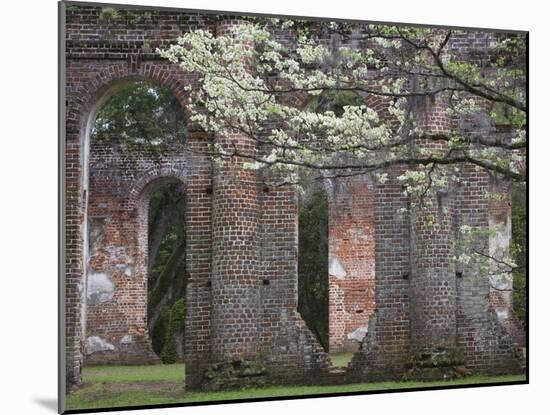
[
  {"xmin": 147, "ymin": 182, "xmax": 187, "ymax": 363},
  {"xmin": 298, "ymin": 180, "xmax": 329, "ymax": 351}
]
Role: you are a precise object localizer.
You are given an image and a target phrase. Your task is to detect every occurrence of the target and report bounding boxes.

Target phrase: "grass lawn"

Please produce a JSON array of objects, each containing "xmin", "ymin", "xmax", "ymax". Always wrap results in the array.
[
  {"xmin": 330, "ymin": 352, "xmax": 354, "ymax": 368},
  {"xmin": 66, "ymin": 362, "xmax": 526, "ymax": 411},
  {"xmin": 84, "ymin": 363, "xmax": 186, "ymax": 383}
]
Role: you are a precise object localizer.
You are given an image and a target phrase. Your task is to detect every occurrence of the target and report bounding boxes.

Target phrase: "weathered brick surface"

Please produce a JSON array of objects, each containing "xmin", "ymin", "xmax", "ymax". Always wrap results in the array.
[
  {"xmin": 211, "ymin": 132, "xmax": 262, "ymax": 360},
  {"xmin": 408, "ymin": 96, "xmax": 459, "ymax": 362},
  {"xmin": 63, "ymin": 4, "xmax": 525, "ymax": 392},
  {"xmin": 347, "ymin": 168, "xmax": 412, "ymax": 380},
  {"xmin": 455, "ymin": 165, "xmax": 523, "ymax": 374},
  {"xmin": 327, "ymin": 176, "xmax": 376, "ymax": 353},
  {"xmin": 487, "ymin": 176, "xmax": 525, "ymax": 347}
]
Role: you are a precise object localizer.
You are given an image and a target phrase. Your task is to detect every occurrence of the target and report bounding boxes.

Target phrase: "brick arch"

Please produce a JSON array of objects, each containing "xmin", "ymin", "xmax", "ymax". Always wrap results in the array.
[
  {"xmin": 84, "ymin": 148, "xmax": 194, "ymax": 366},
  {"xmin": 68, "ymin": 61, "xmax": 196, "ymax": 138},
  {"xmin": 127, "ymin": 167, "xmax": 188, "ymax": 212},
  {"xmin": 132, "ymin": 171, "xmax": 188, "ymax": 284}
]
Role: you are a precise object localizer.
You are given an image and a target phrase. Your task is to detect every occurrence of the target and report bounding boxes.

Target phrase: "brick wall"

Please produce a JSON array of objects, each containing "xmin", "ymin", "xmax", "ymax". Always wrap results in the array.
[{"xmin": 63, "ymin": 3, "xmax": 218, "ymax": 388}]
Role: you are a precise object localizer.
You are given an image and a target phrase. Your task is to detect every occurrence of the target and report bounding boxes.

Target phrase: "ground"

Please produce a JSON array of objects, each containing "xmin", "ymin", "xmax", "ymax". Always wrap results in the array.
[{"xmin": 66, "ymin": 354, "xmax": 525, "ymax": 411}]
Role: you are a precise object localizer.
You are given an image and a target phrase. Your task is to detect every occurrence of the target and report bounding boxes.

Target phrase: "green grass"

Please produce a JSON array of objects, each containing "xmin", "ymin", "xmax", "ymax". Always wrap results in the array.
[
  {"xmin": 84, "ymin": 363, "xmax": 185, "ymax": 383},
  {"xmin": 66, "ymin": 363, "xmax": 526, "ymax": 411},
  {"xmin": 330, "ymin": 352, "xmax": 354, "ymax": 368}
]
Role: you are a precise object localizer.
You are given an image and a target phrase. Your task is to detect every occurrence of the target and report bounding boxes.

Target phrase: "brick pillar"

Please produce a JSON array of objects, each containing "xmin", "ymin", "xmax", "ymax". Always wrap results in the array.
[
  {"xmin": 455, "ymin": 165, "xmax": 524, "ymax": 374},
  {"xmin": 210, "ymin": 130, "xmax": 261, "ymax": 361},
  {"xmin": 209, "ymin": 18, "xmax": 262, "ymax": 364},
  {"xmin": 487, "ymin": 176, "xmax": 525, "ymax": 346},
  {"xmin": 185, "ymin": 131, "xmax": 215, "ymax": 389},
  {"xmin": 347, "ymin": 168, "xmax": 411, "ymax": 381},
  {"xmin": 410, "ymin": 190, "xmax": 457, "ymax": 355},
  {"xmin": 409, "ymin": 93, "xmax": 460, "ymax": 370},
  {"xmin": 64, "ymin": 136, "xmax": 85, "ymax": 391}
]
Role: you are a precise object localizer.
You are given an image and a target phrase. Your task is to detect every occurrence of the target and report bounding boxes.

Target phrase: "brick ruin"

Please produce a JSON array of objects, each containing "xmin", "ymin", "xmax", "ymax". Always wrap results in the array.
[{"xmin": 63, "ymin": 4, "xmax": 525, "ymax": 393}]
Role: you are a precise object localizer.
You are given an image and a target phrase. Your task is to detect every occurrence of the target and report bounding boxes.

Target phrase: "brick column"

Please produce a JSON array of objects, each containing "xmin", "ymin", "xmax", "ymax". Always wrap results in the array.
[
  {"xmin": 410, "ymin": 190, "xmax": 457, "ymax": 355},
  {"xmin": 184, "ymin": 131, "xmax": 215, "ymax": 389},
  {"xmin": 455, "ymin": 165, "xmax": 524, "ymax": 374},
  {"xmin": 487, "ymin": 175, "xmax": 524, "ymax": 346},
  {"xmin": 210, "ymin": 130, "xmax": 261, "ymax": 361},
  {"xmin": 409, "ymin": 93, "xmax": 460, "ymax": 370},
  {"xmin": 209, "ymin": 14, "xmax": 261, "ymax": 365}
]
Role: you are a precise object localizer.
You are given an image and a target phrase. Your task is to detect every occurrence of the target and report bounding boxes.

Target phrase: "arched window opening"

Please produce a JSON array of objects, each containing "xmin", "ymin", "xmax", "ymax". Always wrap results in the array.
[{"xmin": 91, "ymin": 80, "xmax": 187, "ymax": 146}]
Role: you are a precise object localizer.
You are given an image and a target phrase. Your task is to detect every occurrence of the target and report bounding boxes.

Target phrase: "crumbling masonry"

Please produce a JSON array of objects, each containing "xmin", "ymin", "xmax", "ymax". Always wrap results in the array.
[{"xmin": 63, "ymin": 4, "xmax": 525, "ymax": 392}]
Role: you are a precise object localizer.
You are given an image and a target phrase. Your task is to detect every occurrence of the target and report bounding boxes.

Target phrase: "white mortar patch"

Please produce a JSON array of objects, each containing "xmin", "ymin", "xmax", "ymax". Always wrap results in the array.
[
  {"xmin": 329, "ymin": 257, "xmax": 347, "ymax": 279},
  {"xmin": 120, "ymin": 334, "xmax": 134, "ymax": 344},
  {"xmin": 347, "ymin": 326, "xmax": 369, "ymax": 342},
  {"xmin": 124, "ymin": 266, "xmax": 135, "ymax": 278},
  {"xmin": 87, "ymin": 272, "xmax": 115, "ymax": 303},
  {"xmin": 85, "ymin": 336, "xmax": 115, "ymax": 354},
  {"xmin": 496, "ymin": 308, "xmax": 509, "ymax": 320}
]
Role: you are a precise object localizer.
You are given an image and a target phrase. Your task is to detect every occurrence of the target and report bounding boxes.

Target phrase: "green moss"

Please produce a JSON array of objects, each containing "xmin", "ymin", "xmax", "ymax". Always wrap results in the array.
[
  {"xmin": 204, "ymin": 358, "xmax": 269, "ymax": 391},
  {"xmin": 160, "ymin": 300, "xmax": 186, "ymax": 364},
  {"xmin": 98, "ymin": 7, "xmax": 119, "ymax": 23}
]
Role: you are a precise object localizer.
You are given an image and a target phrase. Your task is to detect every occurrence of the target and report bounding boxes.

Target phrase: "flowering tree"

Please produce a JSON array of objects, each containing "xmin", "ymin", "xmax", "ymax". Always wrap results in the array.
[
  {"xmin": 158, "ymin": 20, "xmax": 525, "ymax": 181},
  {"xmin": 158, "ymin": 19, "xmax": 526, "ymax": 280}
]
